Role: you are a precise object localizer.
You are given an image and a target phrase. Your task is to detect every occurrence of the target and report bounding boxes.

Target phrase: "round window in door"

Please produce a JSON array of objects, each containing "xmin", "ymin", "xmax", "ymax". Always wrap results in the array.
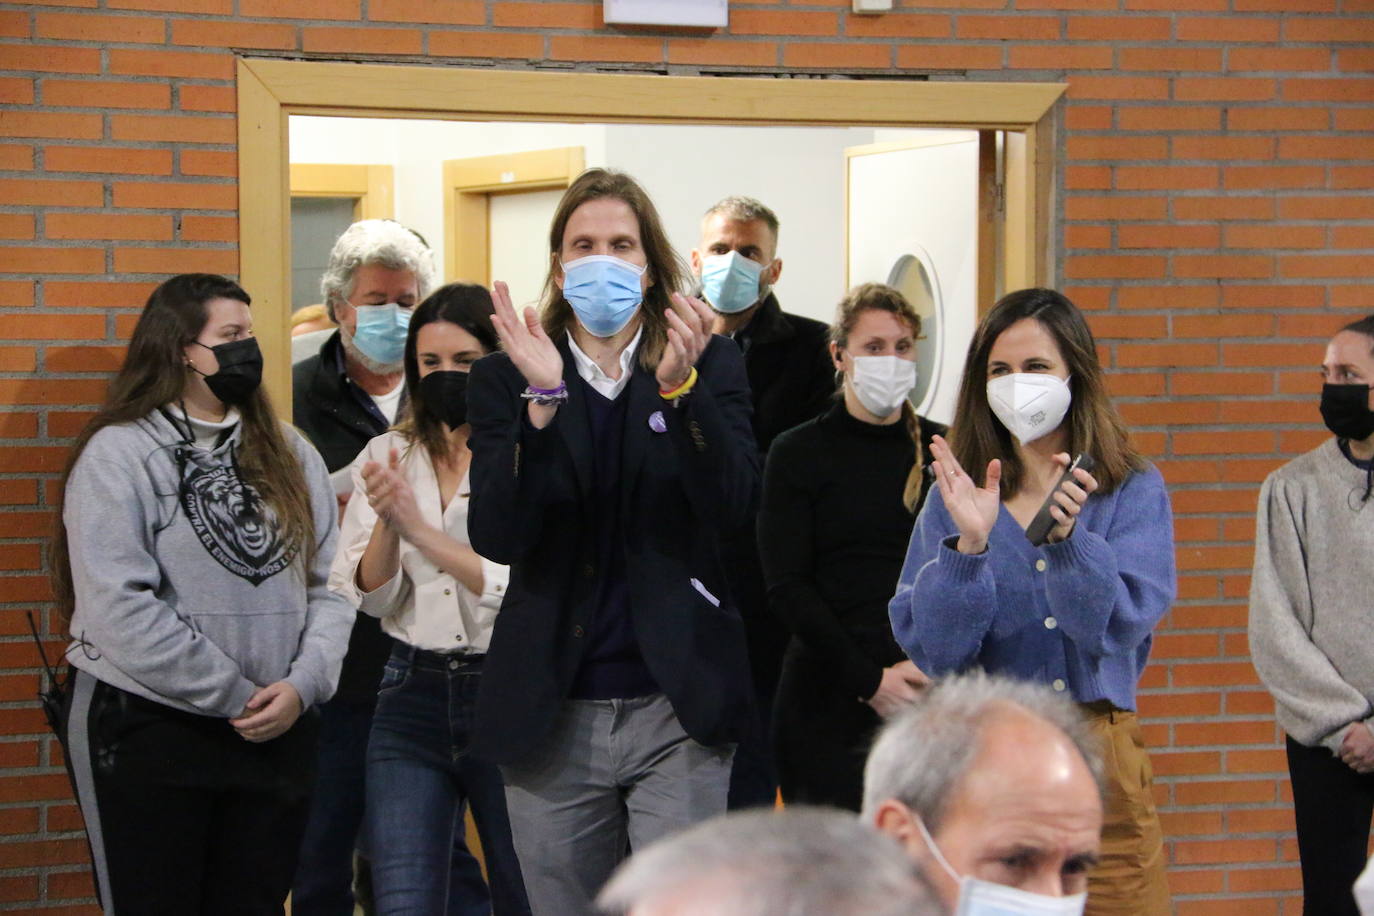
[{"xmin": 886, "ymin": 247, "xmax": 943, "ymax": 415}]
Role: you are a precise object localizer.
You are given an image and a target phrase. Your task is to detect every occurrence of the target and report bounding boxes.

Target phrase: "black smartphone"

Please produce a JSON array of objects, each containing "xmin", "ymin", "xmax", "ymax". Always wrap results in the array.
[{"xmin": 1025, "ymin": 453, "xmax": 1096, "ymax": 546}]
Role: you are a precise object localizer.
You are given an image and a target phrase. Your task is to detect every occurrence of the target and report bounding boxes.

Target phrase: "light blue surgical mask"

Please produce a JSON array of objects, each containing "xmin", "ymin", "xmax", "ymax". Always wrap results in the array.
[
  {"xmin": 915, "ymin": 815, "xmax": 1087, "ymax": 916},
  {"xmin": 561, "ymin": 254, "xmax": 645, "ymax": 338},
  {"xmin": 351, "ymin": 303, "xmax": 411, "ymax": 367},
  {"xmin": 700, "ymin": 251, "xmax": 765, "ymax": 314}
]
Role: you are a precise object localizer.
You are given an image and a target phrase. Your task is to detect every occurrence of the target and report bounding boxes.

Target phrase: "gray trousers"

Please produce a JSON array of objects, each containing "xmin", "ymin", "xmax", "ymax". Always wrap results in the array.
[{"xmin": 500, "ymin": 693, "xmax": 734, "ymax": 916}]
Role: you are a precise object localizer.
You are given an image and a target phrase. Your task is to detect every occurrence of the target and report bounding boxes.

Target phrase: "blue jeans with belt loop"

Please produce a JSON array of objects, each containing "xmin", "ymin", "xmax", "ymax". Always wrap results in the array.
[{"xmin": 366, "ymin": 642, "xmax": 531, "ymax": 916}]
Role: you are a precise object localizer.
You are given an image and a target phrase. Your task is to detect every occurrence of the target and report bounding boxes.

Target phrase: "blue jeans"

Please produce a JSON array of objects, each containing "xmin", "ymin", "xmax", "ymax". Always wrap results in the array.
[
  {"xmin": 367, "ymin": 644, "xmax": 530, "ymax": 916},
  {"xmin": 293, "ymin": 695, "xmax": 374, "ymax": 915}
]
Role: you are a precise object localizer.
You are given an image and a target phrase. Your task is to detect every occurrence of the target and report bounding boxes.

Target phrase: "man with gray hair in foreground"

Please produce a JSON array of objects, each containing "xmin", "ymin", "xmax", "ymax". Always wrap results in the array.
[
  {"xmin": 862, "ymin": 671, "xmax": 1104, "ymax": 915},
  {"xmin": 596, "ymin": 806, "xmax": 944, "ymax": 916}
]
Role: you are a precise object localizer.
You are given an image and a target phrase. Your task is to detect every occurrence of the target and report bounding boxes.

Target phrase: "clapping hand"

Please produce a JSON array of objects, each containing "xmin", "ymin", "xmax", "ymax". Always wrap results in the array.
[
  {"xmin": 361, "ymin": 448, "xmax": 421, "ymax": 537},
  {"xmin": 656, "ymin": 293, "xmax": 714, "ymax": 392},
  {"xmin": 489, "ymin": 280, "xmax": 562, "ymax": 391},
  {"xmin": 930, "ymin": 435, "xmax": 1001, "ymax": 555}
]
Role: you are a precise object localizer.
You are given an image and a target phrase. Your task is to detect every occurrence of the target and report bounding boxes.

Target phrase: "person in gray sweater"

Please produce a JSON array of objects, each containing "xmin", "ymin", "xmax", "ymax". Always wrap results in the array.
[
  {"xmin": 50, "ymin": 274, "xmax": 353, "ymax": 915},
  {"xmin": 1250, "ymin": 313, "xmax": 1374, "ymax": 916}
]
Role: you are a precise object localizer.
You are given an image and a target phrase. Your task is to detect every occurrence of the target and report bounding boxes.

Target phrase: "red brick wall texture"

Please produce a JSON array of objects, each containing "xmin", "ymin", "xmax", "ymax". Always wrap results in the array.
[{"xmin": 1, "ymin": 0, "xmax": 1371, "ymax": 911}]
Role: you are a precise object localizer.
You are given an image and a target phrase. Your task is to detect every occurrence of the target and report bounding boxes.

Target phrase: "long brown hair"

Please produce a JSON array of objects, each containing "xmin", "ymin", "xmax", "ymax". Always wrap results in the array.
[
  {"xmin": 539, "ymin": 168, "xmax": 687, "ymax": 371},
  {"xmin": 831, "ymin": 283, "xmax": 928, "ymax": 512},
  {"xmin": 949, "ymin": 287, "xmax": 1142, "ymax": 499},
  {"xmin": 51, "ymin": 274, "xmax": 316, "ymax": 621},
  {"xmin": 394, "ymin": 282, "xmax": 498, "ymax": 462}
]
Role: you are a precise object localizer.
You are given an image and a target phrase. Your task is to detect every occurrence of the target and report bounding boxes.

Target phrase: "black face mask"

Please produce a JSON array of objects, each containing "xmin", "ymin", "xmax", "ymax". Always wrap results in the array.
[
  {"xmin": 1320, "ymin": 383, "xmax": 1374, "ymax": 441},
  {"xmin": 419, "ymin": 370, "xmax": 469, "ymax": 429},
  {"xmin": 193, "ymin": 337, "xmax": 263, "ymax": 405}
]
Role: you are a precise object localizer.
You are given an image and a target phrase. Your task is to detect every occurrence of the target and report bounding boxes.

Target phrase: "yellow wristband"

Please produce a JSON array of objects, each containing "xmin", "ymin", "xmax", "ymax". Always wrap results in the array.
[{"xmin": 659, "ymin": 366, "xmax": 698, "ymax": 400}]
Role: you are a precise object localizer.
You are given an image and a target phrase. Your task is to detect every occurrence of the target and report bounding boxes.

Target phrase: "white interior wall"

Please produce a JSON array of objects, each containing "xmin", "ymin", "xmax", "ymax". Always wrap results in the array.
[
  {"xmin": 289, "ymin": 116, "xmax": 610, "ymax": 259},
  {"xmin": 601, "ymin": 123, "xmax": 877, "ymax": 325},
  {"xmin": 289, "ymin": 116, "xmax": 946, "ymax": 326}
]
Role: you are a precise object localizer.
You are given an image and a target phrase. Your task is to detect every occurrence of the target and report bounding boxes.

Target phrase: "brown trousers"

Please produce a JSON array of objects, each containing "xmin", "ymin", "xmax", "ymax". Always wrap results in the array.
[{"xmin": 1081, "ymin": 704, "xmax": 1171, "ymax": 916}]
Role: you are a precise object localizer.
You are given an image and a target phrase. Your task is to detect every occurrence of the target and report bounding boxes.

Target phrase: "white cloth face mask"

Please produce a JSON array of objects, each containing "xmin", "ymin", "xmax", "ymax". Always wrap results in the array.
[
  {"xmin": 986, "ymin": 373, "xmax": 1072, "ymax": 444},
  {"xmin": 849, "ymin": 355, "xmax": 918, "ymax": 418},
  {"xmin": 915, "ymin": 815, "xmax": 1087, "ymax": 916}
]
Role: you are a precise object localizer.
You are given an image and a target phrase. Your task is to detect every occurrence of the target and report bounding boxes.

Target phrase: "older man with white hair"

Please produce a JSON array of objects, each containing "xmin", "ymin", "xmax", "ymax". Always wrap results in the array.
[
  {"xmin": 294, "ymin": 219, "xmax": 436, "ymax": 477},
  {"xmin": 291, "ymin": 218, "xmax": 437, "ymax": 915},
  {"xmin": 596, "ymin": 806, "xmax": 944, "ymax": 916},
  {"xmin": 862, "ymin": 672, "xmax": 1104, "ymax": 915}
]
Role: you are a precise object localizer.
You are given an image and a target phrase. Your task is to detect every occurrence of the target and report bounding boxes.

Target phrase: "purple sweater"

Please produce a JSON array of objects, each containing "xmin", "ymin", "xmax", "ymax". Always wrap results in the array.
[{"xmin": 888, "ymin": 463, "xmax": 1176, "ymax": 711}]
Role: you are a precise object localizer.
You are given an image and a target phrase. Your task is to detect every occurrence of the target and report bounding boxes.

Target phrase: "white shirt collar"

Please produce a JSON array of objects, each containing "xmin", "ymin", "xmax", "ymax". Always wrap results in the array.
[{"xmin": 566, "ymin": 326, "xmax": 642, "ymax": 401}]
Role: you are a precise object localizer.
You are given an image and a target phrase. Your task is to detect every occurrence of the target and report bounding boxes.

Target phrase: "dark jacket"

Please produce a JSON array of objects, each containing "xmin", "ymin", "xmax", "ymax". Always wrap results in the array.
[
  {"xmin": 735, "ymin": 292, "xmax": 836, "ymax": 456},
  {"xmin": 466, "ymin": 335, "xmax": 759, "ymax": 765},
  {"xmin": 291, "ymin": 331, "xmax": 395, "ymax": 704},
  {"xmin": 721, "ymin": 293, "xmax": 837, "ymax": 694},
  {"xmin": 292, "ymin": 332, "xmax": 391, "ymax": 472}
]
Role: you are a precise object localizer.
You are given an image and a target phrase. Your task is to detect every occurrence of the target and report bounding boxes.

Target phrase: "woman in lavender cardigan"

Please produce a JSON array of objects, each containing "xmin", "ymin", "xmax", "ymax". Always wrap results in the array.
[{"xmin": 888, "ymin": 288, "xmax": 1175, "ymax": 915}]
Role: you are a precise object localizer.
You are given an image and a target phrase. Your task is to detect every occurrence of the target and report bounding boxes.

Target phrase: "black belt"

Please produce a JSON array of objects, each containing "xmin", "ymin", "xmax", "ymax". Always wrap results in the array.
[{"xmin": 389, "ymin": 642, "xmax": 484, "ymax": 671}]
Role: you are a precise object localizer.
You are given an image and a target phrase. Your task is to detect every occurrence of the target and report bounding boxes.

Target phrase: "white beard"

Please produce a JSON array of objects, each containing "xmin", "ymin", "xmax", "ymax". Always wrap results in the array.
[{"xmin": 339, "ymin": 323, "xmax": 403, "ymax": 376}]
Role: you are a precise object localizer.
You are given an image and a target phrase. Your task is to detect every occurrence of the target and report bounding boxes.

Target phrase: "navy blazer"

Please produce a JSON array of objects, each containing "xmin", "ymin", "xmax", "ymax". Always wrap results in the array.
[{"xmin": 466, "ymin": 334, "xmax": 760, "ymax": 765}]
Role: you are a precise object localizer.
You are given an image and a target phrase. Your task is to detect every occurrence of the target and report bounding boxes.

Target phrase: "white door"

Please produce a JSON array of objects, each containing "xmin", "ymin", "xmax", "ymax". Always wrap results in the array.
[
  {"xmin": 846, "ymin": 136, "xmax": 980, "ymax": 427},
  {"xmin": 487, "ymin": 188, "xmax": 566, "ymax": 312}
]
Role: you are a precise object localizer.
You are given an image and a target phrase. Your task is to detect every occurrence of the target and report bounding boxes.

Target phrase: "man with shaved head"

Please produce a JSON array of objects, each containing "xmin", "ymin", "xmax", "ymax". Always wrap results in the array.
[{"xmin": 862, "ymin": 672, "xmax": 1103, "ymax": 914}]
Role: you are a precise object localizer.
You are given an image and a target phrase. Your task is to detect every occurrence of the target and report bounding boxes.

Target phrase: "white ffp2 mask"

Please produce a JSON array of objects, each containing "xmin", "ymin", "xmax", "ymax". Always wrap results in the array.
[{"xmin": 987, "ymin": 373, "xmax": 1072, "ymax": 444}]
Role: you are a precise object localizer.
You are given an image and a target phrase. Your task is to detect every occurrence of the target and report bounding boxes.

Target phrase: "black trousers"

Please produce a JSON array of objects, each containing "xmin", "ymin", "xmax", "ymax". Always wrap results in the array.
[
  {"xmin": 1287, "ymin": 734, "xmax": 1374, "ymax": 916},
  {"xmin": 772, "ymin": 642, "xmax": 885, "ymax": 813},
  {"xmin": 62, "ymin": 670, "xmax": 319, "ymax": 915}
]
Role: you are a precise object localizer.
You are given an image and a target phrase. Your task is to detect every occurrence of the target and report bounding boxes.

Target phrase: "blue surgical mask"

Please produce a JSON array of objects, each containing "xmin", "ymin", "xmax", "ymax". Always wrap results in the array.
[
  {"xmin": 352, "ymin": 303, "xmax": 411, "ymax": 367},
  {"xmin": 561, "ymin": 254, "xmax": 645, "ymax": 338},
  {"xmin": 916, "ymin": 815, "xmax": 1087, "ymax": 916},
  {"xmin": 700, "ymin": 251, "xmax": 765, "ymax": 314}
]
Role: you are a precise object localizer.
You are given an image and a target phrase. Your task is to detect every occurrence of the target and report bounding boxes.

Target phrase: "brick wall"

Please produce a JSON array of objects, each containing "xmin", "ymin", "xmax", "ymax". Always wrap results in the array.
[{"xmin": 1, "ymin": 0, "xmax": 1371, "ymax": 911}]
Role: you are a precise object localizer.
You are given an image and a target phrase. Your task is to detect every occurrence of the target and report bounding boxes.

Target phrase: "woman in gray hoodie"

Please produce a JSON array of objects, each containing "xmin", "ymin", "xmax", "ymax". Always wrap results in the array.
[{"xmin": 50, "ymin": 273, "xmax": 353, "ymax": 915}]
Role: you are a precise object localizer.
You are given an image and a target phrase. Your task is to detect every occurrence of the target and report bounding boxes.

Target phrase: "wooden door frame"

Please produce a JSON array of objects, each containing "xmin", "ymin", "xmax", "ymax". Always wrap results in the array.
[
  {"xmin": 238, "ymin": 57, "xmax": 1064, "ymax": 404},
  {"xmin": 442, "ymin": 146, "xmax": 586, "ymax": 285},
  {"xmin": 289, "ymin": 163, "xmax": 395, "ymax": 221}
]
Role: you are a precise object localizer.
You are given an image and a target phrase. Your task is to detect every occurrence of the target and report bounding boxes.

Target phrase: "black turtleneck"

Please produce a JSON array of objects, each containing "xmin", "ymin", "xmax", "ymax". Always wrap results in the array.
[
  {"xmin": 757, "ymin": 402, "xmax": 945, "ymax": 700},
  {"xmin": 1338, "ymin": 437, "xmax": 1374, "ymax": 504}
]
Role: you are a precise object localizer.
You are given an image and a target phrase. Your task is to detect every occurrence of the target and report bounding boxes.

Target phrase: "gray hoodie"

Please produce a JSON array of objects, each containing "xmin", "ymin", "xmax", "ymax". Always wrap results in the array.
[{"xmin": 63, "ymin": 408, "xmax": 353, "ymax": 718}]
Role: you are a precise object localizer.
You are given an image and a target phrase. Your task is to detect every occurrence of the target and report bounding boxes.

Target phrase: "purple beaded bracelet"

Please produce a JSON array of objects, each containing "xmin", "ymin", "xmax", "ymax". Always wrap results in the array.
[{"xmin": 521, "ymin": 381, "xmax": 568, "ymax": 405}]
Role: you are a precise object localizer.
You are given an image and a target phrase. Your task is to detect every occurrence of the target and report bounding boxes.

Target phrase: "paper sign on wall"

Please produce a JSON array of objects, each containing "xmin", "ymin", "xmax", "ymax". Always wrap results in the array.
[{"xmin": 603, "ymin": 0, "xmax": 728, "ymax": 28}]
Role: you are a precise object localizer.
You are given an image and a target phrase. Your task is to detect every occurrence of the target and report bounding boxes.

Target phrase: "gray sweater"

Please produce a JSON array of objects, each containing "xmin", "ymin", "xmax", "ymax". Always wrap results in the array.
[
  {"xmin": 1249, "ymin": 437, "xmax": 1374, "ymax": 752},
  {"xmin": 63, "ymin": 409, "xmax": 353, "ymax": 718}
]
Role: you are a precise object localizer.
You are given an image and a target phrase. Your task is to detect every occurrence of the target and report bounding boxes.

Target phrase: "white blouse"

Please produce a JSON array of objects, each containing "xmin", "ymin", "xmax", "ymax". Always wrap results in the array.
[{"xmin": 329, "ymin": 430, "xmax": 508, "ymax": 654}]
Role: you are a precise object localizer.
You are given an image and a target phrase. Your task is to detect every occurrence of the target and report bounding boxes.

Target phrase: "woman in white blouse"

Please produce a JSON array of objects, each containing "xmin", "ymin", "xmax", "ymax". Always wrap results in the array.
[{"xmin": 330, "ymin": 283, "xmax": 530, "ymax": 915}]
